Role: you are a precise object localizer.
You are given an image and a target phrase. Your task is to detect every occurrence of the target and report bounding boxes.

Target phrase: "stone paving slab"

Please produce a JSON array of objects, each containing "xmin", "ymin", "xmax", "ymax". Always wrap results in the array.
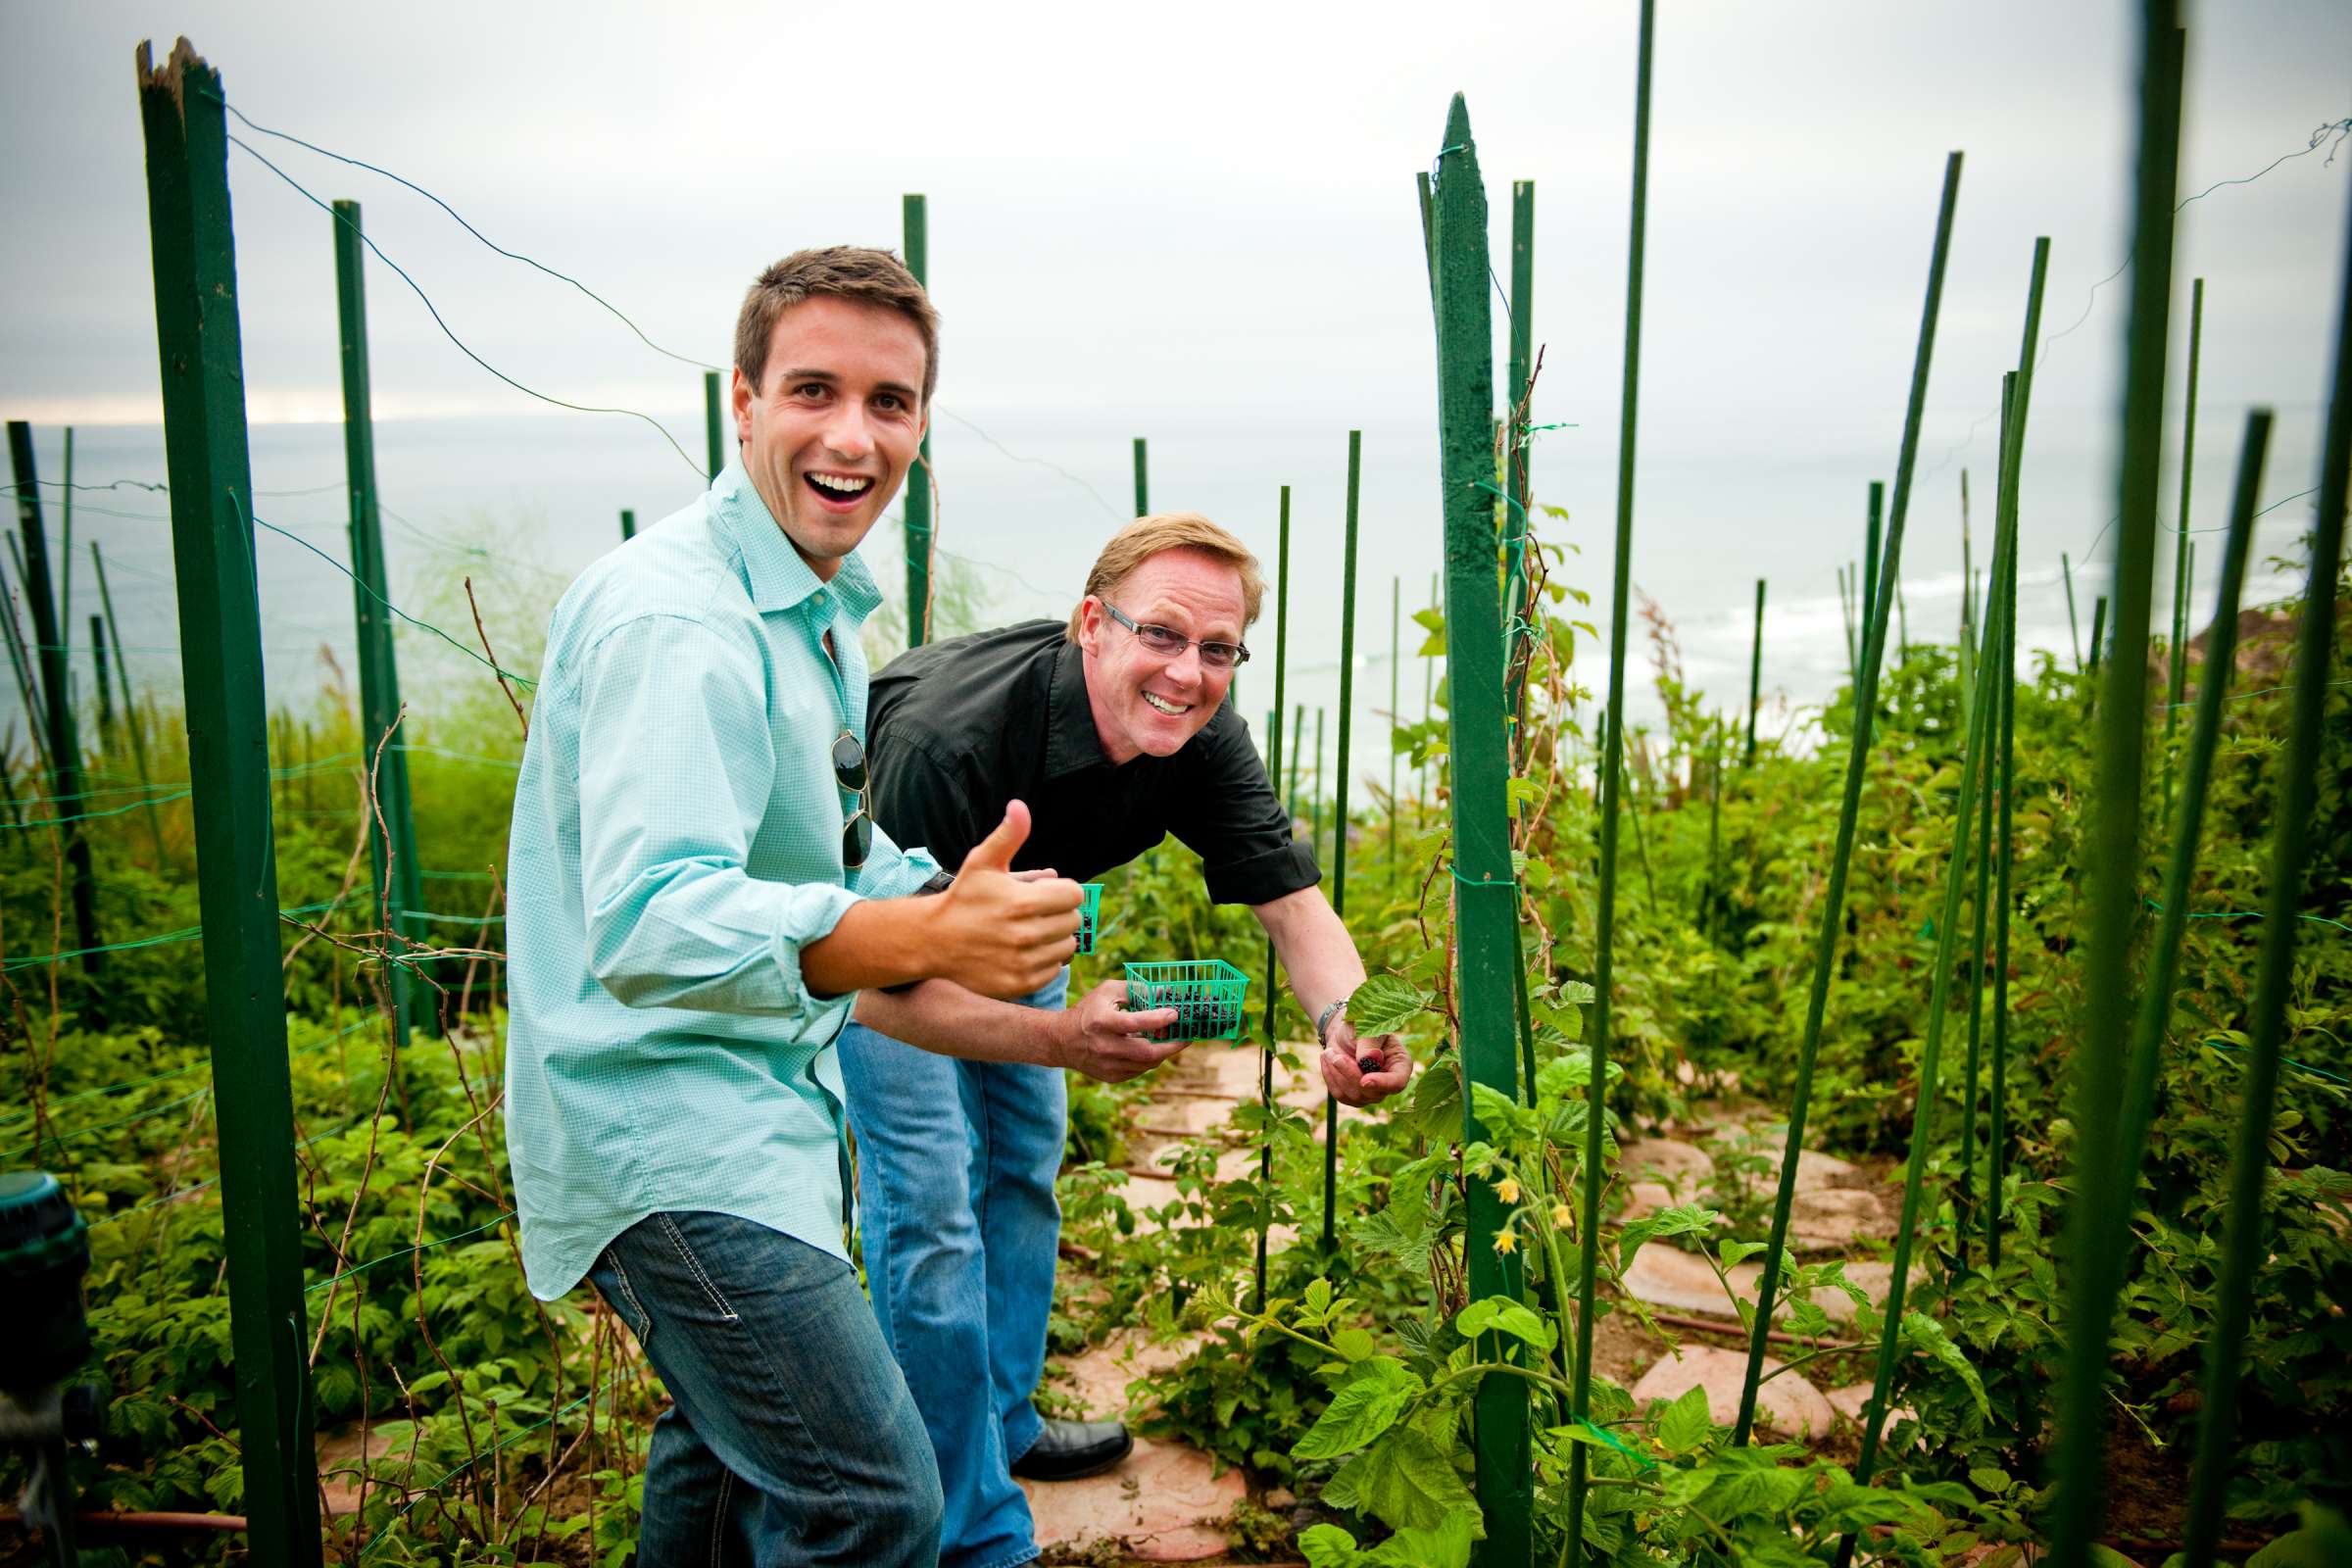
[
  {"xmin": 1020, "ymin": 1437, "xmax": 1246, "ymax": 1563},
  {"xmin": 1630, "ymin": 1344, "xmax": 1835, "ymax": 1440},
  {"xmin": 1619, "ymin": 1137, "xmax": 1715, "ymax": 1192},
  {"xmin": 1058, "ymin": 1328, "xmax": 1208, "ymax": 1422},
  {"xmin": 1824, "ymin": 1381, "xmax": 1921, "ymax": 1450},
  {"xmin": 1621, "ymin": 1246, "xmax": 1915, "ymax": 1326}
]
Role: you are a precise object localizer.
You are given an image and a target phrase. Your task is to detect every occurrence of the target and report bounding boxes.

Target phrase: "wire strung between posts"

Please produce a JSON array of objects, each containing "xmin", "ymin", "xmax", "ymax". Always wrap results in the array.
[
  {"xmin": 2203, "ymin": 1038, "xmax": 2351, "ymax": 1087},
  {"xmin": 306, "ymin": 1209, "xmax": 518, "ymax": 1296},
  {"xmin": 0, "ymin": 894, "xmax": 355, "ymax": 973},
  {"xmin": 237, "ymin": 494, "xmax": 539, "ymax": 689},
  {"xmin": 224, "ymin": 134, "xmax": 704, "ymax": 479},
  {"xmin": 0, "ymin": 1015, "xmax": 380, "ymax": 1133},
  {"xmin": 207, "ymin": 89, "xmax": 719, "ymax": 373},
  {"xmin": 2145, "ymin": 896, "xmax": 2351, "ymax": 934},
  {"xmin": 87, "ymin": 1112, "xmax": 368, "ymax": 1230}
]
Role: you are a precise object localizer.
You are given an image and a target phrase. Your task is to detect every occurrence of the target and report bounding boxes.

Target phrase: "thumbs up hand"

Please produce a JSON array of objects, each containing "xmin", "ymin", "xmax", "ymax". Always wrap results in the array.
[{"xmin": 931, "ymin": 801, "xmax": 1085, "ymax": 999}]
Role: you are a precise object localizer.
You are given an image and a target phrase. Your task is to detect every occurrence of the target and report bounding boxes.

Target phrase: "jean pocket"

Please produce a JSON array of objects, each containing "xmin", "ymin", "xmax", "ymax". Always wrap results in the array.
[
  {"xmin": 656, "ymin": 1213, "xmax": 743, "ymax": 1324},
  {"xmin": 600, "ymin": 1247, "xmax": 656, "ymax": 1344}
]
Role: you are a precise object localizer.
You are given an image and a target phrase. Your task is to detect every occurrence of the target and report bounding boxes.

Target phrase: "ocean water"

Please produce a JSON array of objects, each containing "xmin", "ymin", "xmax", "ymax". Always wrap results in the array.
[{"xmin": 5, "ymin": 403, "xmax": 2324, "ymax": 796}]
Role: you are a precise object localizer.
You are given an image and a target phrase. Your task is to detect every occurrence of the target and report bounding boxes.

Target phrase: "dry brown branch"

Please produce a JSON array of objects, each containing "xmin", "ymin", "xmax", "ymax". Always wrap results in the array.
[{"xmin": 466, "ymin": 576, "xmax": 529, "ymax": 740}]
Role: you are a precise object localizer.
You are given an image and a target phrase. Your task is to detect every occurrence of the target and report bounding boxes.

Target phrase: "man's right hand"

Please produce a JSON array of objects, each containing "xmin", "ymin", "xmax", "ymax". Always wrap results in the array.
[
  {"xmin": 927, "ymin": 801, "xmax": 1086, "ymax": 999},
  {"xmin": 1054, "ymin": 980, "xmax": 1186, "ymax": 1083}
]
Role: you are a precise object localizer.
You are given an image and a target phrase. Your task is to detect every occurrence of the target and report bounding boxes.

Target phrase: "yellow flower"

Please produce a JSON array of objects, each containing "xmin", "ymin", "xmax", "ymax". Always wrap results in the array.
[
  {"xmin": 1494, "ymin": 1229, "xmax": 1520, "ymax": 1255},
  {"xmin": 1552, "ymin": 1203, "xmax": 1576, "ymax": 1229},
  {"xmin": 1495, "ymin": 1176, "xmax": 1521, "ymax": 1204}
]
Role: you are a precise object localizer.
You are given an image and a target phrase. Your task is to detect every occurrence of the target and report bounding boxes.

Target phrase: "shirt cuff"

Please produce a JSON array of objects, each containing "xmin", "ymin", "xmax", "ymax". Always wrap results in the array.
[
  {"xmin": 1204, "ymin": 838, "xmax": 1322, "ymax": 906},
  {"xmin": 853, "ymin": 834, "xmax": 944, "ymax": 903},
  {"xmin": 768, "ymin": 882, "xmax": 866, "ymax": 1013}
]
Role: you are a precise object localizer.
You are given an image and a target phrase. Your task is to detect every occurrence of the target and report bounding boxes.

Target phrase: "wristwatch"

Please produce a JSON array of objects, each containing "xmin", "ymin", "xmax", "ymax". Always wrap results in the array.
[{"xmin": 1315, "ymin": 999, "xmax": 1348, "ymax": 1047}]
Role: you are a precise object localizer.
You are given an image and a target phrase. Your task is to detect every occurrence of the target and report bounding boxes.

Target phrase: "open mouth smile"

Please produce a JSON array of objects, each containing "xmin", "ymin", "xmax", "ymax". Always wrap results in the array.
[
  {"xmin": 803, "ymin": 471, "xmax": 876, "ymax": 508},
  {"xmin": 1141, "ymin": 692, "xmax": 1192, "ymax": 716}
]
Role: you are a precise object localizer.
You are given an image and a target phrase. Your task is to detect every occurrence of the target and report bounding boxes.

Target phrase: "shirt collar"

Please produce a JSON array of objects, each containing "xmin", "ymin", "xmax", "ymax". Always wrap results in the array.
[
  {"xmin": 706, "ymin": 459, "xmax": 882, "ymax": 623},
  {"xmin": 1045, "ymin": 637, "xmax": 1112, "ymax": 778}
]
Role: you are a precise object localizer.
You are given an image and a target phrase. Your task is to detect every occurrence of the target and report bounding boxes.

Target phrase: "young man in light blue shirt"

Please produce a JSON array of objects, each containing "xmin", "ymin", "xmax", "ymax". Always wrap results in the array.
[{"xmin": 505, "ymin": 248, "xmax": 1187, "ymax": 1568}]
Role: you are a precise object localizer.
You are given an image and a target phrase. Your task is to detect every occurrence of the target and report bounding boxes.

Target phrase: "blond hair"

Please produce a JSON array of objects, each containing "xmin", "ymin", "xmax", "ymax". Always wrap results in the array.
[
  {"xmin": 1067, "ymin": 514, "xmax": 1266, "ymax": 641},
  {"xmin": 734, "ymin": 247, "xmax": 940, "ymax": 405}
]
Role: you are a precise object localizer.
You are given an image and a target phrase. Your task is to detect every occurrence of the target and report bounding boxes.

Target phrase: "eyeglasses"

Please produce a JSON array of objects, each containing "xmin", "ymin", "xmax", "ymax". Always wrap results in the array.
[
  {"xmin": 1100, "ymin": 601, "xmax": 1250, "ymax": 669},
  {"xmin": 833, "ymin": 730, "xmax": 872, "ymax": 870}
]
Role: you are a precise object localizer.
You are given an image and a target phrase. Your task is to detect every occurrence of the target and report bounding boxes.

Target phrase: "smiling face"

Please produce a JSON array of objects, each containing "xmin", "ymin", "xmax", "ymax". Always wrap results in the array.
[
  {"xmin": 731, "ymin": 295, "xmax": 929, "ymax": 579},
  {"xmin": 1075, "ymin": 547, "xmax": 1248, "ymax": 763}
]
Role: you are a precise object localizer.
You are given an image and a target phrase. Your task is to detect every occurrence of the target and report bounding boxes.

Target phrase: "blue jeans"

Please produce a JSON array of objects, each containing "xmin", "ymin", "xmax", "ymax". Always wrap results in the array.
[
  {"xmin": 587, "ymin": 1210, "xmax": 943, "ymax": 1567},
  {"xmin": 839, "ymin": 971, "xmax": 1069, "ymax": 1568}
]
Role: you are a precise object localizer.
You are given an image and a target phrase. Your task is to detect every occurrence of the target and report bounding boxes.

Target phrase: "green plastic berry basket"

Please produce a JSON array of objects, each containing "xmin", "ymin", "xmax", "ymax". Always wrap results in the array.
[
  {"xmin": 1122, "ymin": 958, "xmax": 1251, "ymax": 1044},
  {"xmin": 1075, "ymin": 883, "xmax": 1103, "ymax": 956}
]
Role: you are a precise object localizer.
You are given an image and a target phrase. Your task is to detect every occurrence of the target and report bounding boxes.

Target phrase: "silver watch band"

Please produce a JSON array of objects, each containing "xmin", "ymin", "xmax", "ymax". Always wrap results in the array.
[{"xmin": 1315, "ymin": 999, "xmax": 1347, "ymax": 1046}]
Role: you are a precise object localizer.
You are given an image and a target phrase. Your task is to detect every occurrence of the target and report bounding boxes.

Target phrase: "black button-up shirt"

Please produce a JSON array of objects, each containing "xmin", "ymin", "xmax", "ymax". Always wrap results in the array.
[{"xmin": 867, "ymin": 619, "xmax": 1320, "ymax": 906}]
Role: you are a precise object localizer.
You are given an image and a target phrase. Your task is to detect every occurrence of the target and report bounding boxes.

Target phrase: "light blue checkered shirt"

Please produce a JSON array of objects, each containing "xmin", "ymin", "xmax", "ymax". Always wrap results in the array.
[{"xmin": 504, "ymin": 459, "xmax": 939, "ymax": 1300}]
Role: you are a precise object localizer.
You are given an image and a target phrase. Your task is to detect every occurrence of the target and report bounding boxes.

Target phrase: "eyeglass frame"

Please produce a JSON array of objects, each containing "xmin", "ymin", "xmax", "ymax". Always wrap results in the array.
[
  {"xmin": 832, "ymin": 729, "xmax": 873, "ymax": 870},
  {"xmin": 1096, "ymin": 599, "xmax": 1251, "ymax": 670}
]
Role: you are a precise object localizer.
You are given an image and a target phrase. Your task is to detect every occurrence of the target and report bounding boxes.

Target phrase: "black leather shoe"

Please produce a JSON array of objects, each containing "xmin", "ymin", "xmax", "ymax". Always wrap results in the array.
[{"xmin": 1009, "ymin": 1418, "xmax": 1133, "ymax": 1481}]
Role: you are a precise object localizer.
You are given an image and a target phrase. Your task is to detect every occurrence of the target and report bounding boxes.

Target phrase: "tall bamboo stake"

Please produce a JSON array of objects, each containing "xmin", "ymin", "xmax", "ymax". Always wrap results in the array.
[
  {"xmin": 1837, "ymin": 457, "xmax": 2012, "ymax": 1568},
  {"xmin": 2165, "ymin": 278, "xmax": 2205, "ymax": 812},
  {"xmin": 2063, "ymin": 551, "xmax": 2083, "ymax": 670},
  {"xmin": 1323, "ymin": 433, "xmax": 1361, "ymax": 1250},
  {"xmin": 2047, "ymin": 9, "xmax": 2185, "ymax": 1558},
  {"xmin": 1255, "ymin": 485, "xmax": 1291, "ymax": 1311},
  {"xmin": 1744, "ymin": 577, "xmax": 1765, "ymax": 765},
  {"xmin": 1428, "ymin": 92, "xmax": 1531, "ymax": 1567},
  {"xmin": 1983, "ymin": 234, "xmax": 2051, "ymax": 1272},
  {"xmin": 2180, "ymin": 176, "xmax": 2351, "ymax": 1568},
  {"xmin": 90, "ymin": 543, "xmax": 168, "ymax": 865},
  {"xmin": 1566, "ymin": 9, "xmax": 1653, "ymax": 1558},
  {"xmin": 1734, "ymin": 150, "xmax": 1963, "ymax": 1446}
]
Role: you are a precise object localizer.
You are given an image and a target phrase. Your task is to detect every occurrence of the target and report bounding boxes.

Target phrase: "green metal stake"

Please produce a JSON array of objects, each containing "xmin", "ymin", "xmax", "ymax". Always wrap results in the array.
[
  {"xmin": 1255, "ymin": 485, "xmax": 1291, "ymax": 1313},
  {"xmin": 1287, "ymin": 704, "xmax": 1305, "ymax": 820},
  {"xmin": 2048, "ymin": 11, "xmax": 2186, "ymax": 1559},
  {"xmin": 135, "ymin": 38, "xmax": 321, "ymax": 1565},
  {"xmin": 703, "ymin": 369, "xmax": 724, "ymax": 484},
  {"xmin": 89, "ymin": 614, "xmax": 113, "ymax": 744},
  {"xmin": 2087, "ymin": 596, "xmax": 2108, "ymax": 674},
  {"xmin": 1863, "ymin": 480, "xmax": 1883, "ymax": 652},
  {"xmin": 2165, "ymin": 277, "xmax": 2205, "ymax": 809},
  {"xmin": 1983, "ymin": 234, "xmax": 2051, "ymax": 1272},
  {"xmin": 1736, "ymin": 150, "xmax": 1965, "ymax": 1447},
  {"xmin": 2062, "ymin": 551, "xmax": 2083, "ymax": 671},
  {"xmin": 1415, "ymin": 172, "xmax": 1436, "ymax": 305},
  {"xmin": 1959, "ymin": 376, "xmax": 2016, "ymax": 1223},
  {"xmin": 619, "ymin": 508, "xmax": 635, "ymax": 541},
  {"xmin": 90, "ymin": 543, "xmax": 168, "ymax": 865},
  {"xmin": 334, "ymin": 197, "xmax": 428, "ymax": 1049},
  {"xmin": 1743, "ymin": 577, "xmax": 1765, "ymax": 765},
  {"xmin": 2181, "ymin": 188, "xmax": 2349, "ymax": 1567},
  {"xmin": 1503, "ymin": 180, "xmax": 1536, "ymax": 762},
  {"xmin": 1323, "ymin": 432, "xmax": 1361, "ymax": 1251},
  {"xmin": 903, "ymin": 194, "xmax": 934, "ymax": 648},
  {"xmin": 1837, "ymin": 564, "xmax": 1857, "ymax": 687},
  {"xmin": 1430, "ymin": 92, "xmax": 1532, "ymax": 1568},
  {"xmin": 0, "ymin": 561, "xmax": 50, "ymax": 769},
  {"xmin": 1566, "ymin": 11, "xmax": 1654, "ymax": 1559},
  {"xmin": 1699, "ymin": 722, "xmax": 1723, "ymax": 937},
  {"xmin": 59, "ymin": 427, "xmax": 74, "ymax": 646},
  {"xmin": 1132, "ymin": 437, "xmax": 1149, "ymax": 517},
  {"xmin": 9, "ymin": 421, "xmax": 105, "ymax": 988},
  {"xmin": 2109, "ymin": 409, "xmax": 2269, "ymax": 1284}
]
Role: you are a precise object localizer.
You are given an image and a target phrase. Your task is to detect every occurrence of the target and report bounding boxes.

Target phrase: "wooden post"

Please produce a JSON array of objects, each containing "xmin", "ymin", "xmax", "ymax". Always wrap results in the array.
[
  {"xmin": 1430, "ymin": 92, "xmax": 1531, "ymax": 1568},
  {"xmin": 902, "ymin": 194, "xmax": 933, "ymax": 647},
  {"xmin": 334, "ymin": 197, "xmax": 427, "ymax": 1048},
  {"xmin": 134, "ymin": 37, "xmax": 321, "ymax": 1565},
  {"xmin": 8, "ymin": 422, "xmax": 105, "ymax": 984}
]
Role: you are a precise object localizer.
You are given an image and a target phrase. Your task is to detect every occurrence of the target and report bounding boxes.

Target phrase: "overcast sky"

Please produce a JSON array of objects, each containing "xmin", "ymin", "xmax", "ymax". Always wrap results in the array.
[{"xmin": 3, "ymin": 1, "xmax": 2348, "ymax": 769}]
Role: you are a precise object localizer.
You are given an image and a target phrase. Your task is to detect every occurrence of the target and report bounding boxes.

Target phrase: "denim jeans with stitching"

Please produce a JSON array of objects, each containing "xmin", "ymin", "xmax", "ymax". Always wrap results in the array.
[
  {"xmin": 838, "ymin": 970, "xmax": 1068, "ymax": 1568},
  {"xmin": 587, "ymin": 1209, "xmax": 943, "ymax": 1568}
]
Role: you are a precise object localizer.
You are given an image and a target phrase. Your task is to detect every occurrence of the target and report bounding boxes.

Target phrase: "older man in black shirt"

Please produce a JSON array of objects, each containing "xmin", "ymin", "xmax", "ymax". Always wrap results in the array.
[{"xmin": 836, "ymin": 513, "xmax": 1411, "ymax": 1568}]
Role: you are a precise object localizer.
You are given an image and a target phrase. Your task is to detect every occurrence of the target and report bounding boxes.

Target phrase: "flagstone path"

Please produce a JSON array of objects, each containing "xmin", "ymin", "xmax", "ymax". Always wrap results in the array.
[{"xmin": 1029, "ymin": 1046, "xmax": 1918, "ymax": 1563}]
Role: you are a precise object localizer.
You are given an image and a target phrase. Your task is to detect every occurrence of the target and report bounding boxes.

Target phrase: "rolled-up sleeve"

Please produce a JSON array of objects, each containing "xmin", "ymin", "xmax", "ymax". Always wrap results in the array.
[{"xmin": 574, "ymin": 612, "xmax": 859, "ymax": 1019}]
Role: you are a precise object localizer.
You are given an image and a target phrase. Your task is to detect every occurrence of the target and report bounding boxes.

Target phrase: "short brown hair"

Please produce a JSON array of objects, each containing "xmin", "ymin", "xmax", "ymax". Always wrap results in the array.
[
  {"xmin": 1068, "ymin": 514, "xmax": 1267, "ymax": 641},
  {"xmin": 734, "ymin": 246, "xmax": 940, "ymax": 406}
]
